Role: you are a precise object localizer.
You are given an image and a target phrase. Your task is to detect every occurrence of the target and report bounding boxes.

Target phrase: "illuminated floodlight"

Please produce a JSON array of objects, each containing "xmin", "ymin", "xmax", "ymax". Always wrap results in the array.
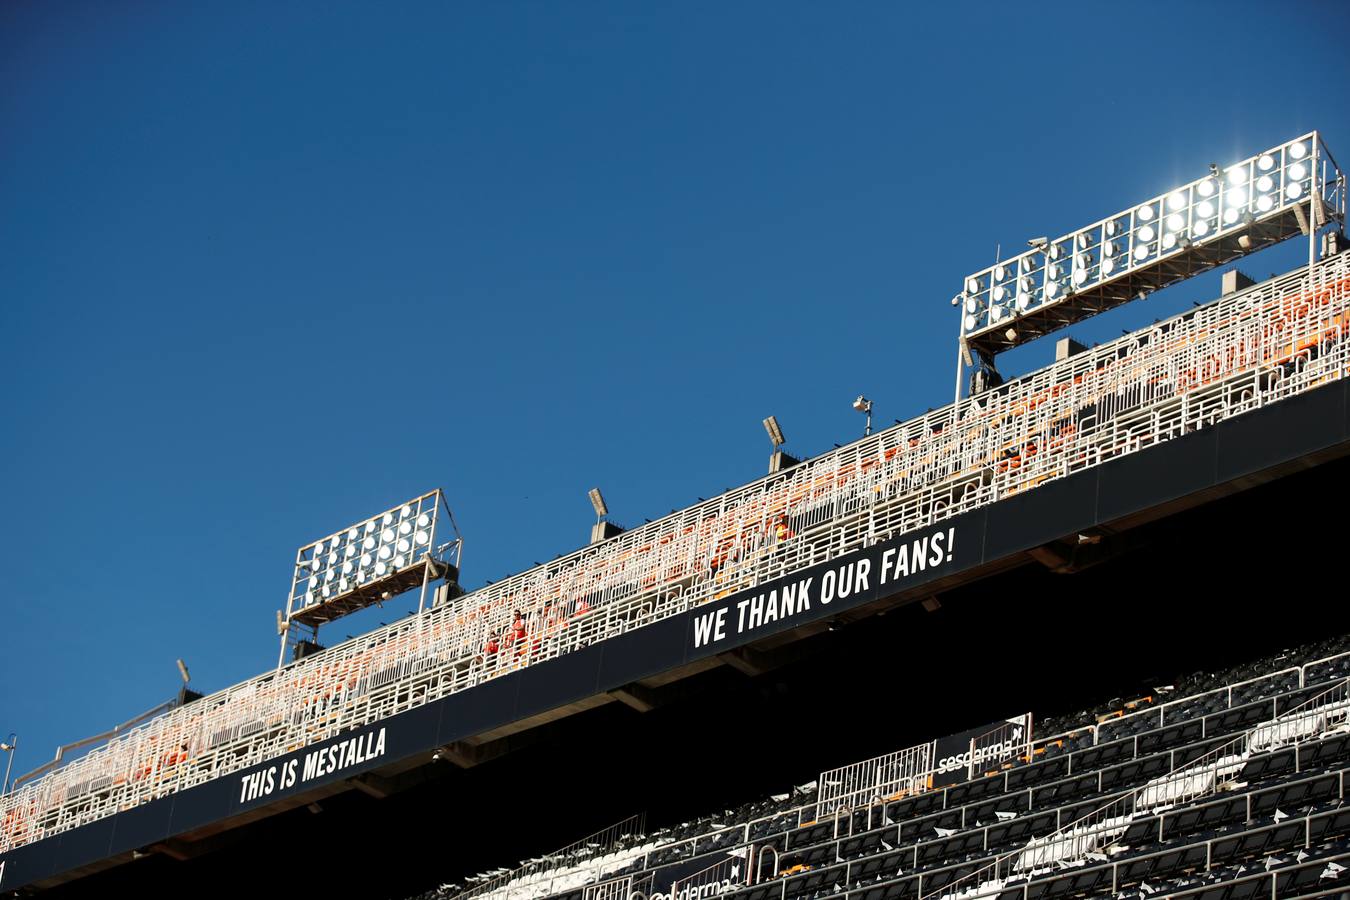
[
  {"xmin": 958, "ymin": 132, "xmax": 1345, "ymax": 357},
  {"xmin": 284, "ymin": 489, "xmax": 460, "ymax": 646}
]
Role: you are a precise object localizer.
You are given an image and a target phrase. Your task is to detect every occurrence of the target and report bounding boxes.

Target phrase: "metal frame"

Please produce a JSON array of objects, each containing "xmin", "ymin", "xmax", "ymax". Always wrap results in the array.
[
  {"xmin": 5, "ymin": 252, "xmax": 1350, "ymax": 855},
  {"xmin": 956, "ymin": 132, "xmax": 1346, "ymax": 381},
  {"xmin": 279, "ymin": 489, "xmax": 463, "ymax": 667}
]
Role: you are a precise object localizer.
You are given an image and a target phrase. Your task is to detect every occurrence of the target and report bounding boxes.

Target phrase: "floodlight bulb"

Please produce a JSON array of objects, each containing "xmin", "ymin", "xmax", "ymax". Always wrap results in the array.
[
  {"xmin": 1257, "ymin": 154, "xmax": 1275, "ymax": 171},
  {"xmin": 1162, "ymin": 233, "xmax": 1177, "ymax": 250},
  {"xmin": 1223, "ymin": 208, "xmax": 1240, "ymax": 225},
  {"xmin": 382, "ymin": 513, "xmax": 395, "ymax": 526},
  {"xmin": 1103, "ymin": 241, "xmax": 1116, "ymax": 257},
  {"xmin": 417, "ymin": 513, "xmax": 431, "ymax": 528},
  {"xmin": 356, "ymin": 570, "xmax": 367, "ymax": 584},
  {"xmin": 1227, "ymin": 167, "xmax": 1247, "ymax": 186},
  {"xmin": 375, "ymin": 561, "xmax": 388, "ymax": 576},
  {"xmin": 990, "ymin": 306, "xmax": 1003, "ymax": 323},
  {"xmin": 1020, "ymin": 276, "xmax": 1033, "ymax": 291},
  {"xmin": 326, "ymin": 570, "xmax": 337, "ymax": 583},
  {"xmin": 1227, "ymin": 189, "xmax": 1247, "ymax": 208},
  {"xmin": 363, "ymin": 536, "xmax": 376, "ymax": 550},
  {"xmin": 394, "ymin": 555, "xmax": 407, "ymax": 569},
  {"xmin": 397, "ymin": 538, "xmax": 411, "ymax": 553},
  {"xmin": 1076, "ymin": 233, "xmax": 1090, "ymax": 249},
  {"xmin": 347, "ymin": 528, "xmax": 359, "ymax": 541},
  {"xmin": 1102, "ymin": 258, "xmax": 1116, "ymax": 275},
  {"xmin": 1256, "ymin": 194, "xmax": 1273, "ymax": 212},
  {"xmin": 1073, "ymin": 269, "xmax": 1088, "ymax": 285},
  {"xmin": 1133, "ymin": 245, "xmax": 1149, "ymax": 261},
  {"xmin": 1289, "ymin": 141, "xmax": 1308, "ymax": 160},
  {"xmin": 993, "ymin": 286, "xmax": 1006, "ymax": 302},
  {"xmin": 310, "ymin": 558, "xmax": 321, "ymax": 572},
  {"xmin": 994, "ymin": 265, "xmax": 1006, "ymax": 281},
  {"xmin": 1286, "ymin": 183, "xmax": 1303, "ymax": 200},
  {"xmin": 1167, "ymin": 192, "xmax": 1187, "ymax": 212},
  {"xmin": 339, "ymin": 578, "xmax": 349, "ymax": 592},
  {"xmin": 1105, "ymin": 221, "xmax": 1119, "ymax": 237},
  {"xmin": 343, "ymin": 560, "xmax": 354, "ymax": 574},
  {"xmin": 1198, "ymin": 178, "xmax": 1216, "ymax": 198},
  {"xmin": 379, "ymin": 546, "xmax": 392, "ymax": 560},
  {"xmin": 399, "ymin": 521, "xmax": 412, "ymax": 535},
  {"xmin": 965, "ymin": 297, "xmax": 976, "ymax": 313},
  {"xmin": 1049, "ymin": 263, "xmax": 1062, "ymax": 279},
  {"xmin": 361, "ymin": 553, "xmax": 373, "ymax": 568},
  {"xmin": 966, "ymin": 277, "xmax": 979, "ymax": 294},
  {"xmin": 1015, "ymin": 292, "xmax": 1030, "ymax": 310},
  {"xmin": 964, "ymin": 314, "xmax": 976, "ymax": 330},
  {"xmin": 1137, "ymin": 225, "xmax": 1156, "ymax": 242},
  {"xmin": 1194, "ymin": 220, "xmax": 1210, "ymax": 237},
  {"xmin": 381, "ymin": 528, "xmax": 395, "ymax": 543},
  {"xmin": 1197, "ymin": 200, "xmax": 1214, "ymax": 219},
  {"xmin": 1288, "ymin": 162, "xmax": 1307, "ymax": 181},
  {"xmin": 1137, "ymin": 204, "xmax": 1155, "ymax": 221},
  {"xmin": 415, "ymin": 530, "xmax": 429, "ymax": 545},
  {"xmin": 1166, "ymin": 214, "xmax": 1184, "ymax": 232},
  {"xmin": 322, "ymin": 585, "xmax": 333, "ymax": 598},
  {"xmin": 1256, "ymin": 175, "xmax": 1274, "ymax": 193},
  {"xmin": 1045, "ymin": 282, "xmax": 1059, "ymax": 298}
]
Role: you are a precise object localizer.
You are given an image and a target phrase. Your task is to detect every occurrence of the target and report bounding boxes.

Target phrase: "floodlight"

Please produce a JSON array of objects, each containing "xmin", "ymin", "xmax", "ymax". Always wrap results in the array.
[
  {"xmin": 588, "ymin": 487, "xmax": 608, "ymax": 518},
  {"xmin": 762, "ymin": 415, "xmax": 785, "ymax": 448},
  {"xmin": 852, "ymin": 396, "xmax": 873, "ymax": 437},
  {"xmin": 958, "ymin": 132, "xmax": 1344, "ymax": 357},
  {"xmin": 282, "ymin": 489, "xmax": 456, "ymax": 663}
]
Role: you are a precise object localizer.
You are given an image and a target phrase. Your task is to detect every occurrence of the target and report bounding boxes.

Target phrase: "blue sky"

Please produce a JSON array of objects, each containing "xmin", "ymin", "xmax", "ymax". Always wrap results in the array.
[{"xmin": 2, "ymin": 1, "xmax": 1348, "ymax": 781}]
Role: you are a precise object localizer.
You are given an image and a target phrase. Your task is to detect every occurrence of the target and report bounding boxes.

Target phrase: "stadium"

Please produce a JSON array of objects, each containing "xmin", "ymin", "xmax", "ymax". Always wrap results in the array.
[{"xmin": 4, "ymin": 116, "xmax": 1350, "ymax": 900}]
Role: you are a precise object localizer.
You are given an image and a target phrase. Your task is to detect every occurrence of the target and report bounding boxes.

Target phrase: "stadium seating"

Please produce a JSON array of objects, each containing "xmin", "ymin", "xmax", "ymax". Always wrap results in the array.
[
  {"xmin": 6, "ymin": 255, "xmax": 1349, "ymax": 859},
  {"xmin": 415, "ymin": 635, "xmax": 1350, "ymax": 900}
]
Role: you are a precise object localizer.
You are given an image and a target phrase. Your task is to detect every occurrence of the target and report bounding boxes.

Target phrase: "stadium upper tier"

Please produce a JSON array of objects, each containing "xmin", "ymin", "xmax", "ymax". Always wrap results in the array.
[{"xmin": 4, "ymin": 250, "xmax": 1350, "ymax": 856}]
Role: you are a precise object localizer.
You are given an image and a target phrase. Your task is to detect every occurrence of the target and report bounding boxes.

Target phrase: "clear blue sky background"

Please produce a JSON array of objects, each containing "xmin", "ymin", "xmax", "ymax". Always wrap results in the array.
[{"xmin": 3, "ymin": 1, "xmax": 1348, "ymax": 780}]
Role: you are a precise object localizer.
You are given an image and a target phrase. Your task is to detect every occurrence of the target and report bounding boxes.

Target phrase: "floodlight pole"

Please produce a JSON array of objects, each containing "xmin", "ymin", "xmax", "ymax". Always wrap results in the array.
[
  {"xmin": 1311, "ymin": 132, "xmax": 1321, "ymax": 272},
  {"xmin": 1, "ymin": 733, "xmax": 17, "ymax": 796}
]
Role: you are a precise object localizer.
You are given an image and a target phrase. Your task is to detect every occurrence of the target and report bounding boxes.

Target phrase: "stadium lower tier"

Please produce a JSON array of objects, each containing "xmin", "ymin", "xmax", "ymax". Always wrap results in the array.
[{"xmin": 416, "ymin": 628, "xmax": 1350, "ymax": 900}]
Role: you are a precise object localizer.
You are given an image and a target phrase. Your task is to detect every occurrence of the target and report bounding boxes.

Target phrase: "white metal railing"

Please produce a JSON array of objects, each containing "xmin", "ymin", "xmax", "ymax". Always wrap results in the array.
[
  {"xmin": 816, "ymin": 743, "xmax": 933, "ymax": 817},
  {"xmin": 454, "ymin": 813, "xmax": 646, "ymax": 900},
  {"xmin": 5, "ymin": 252, "xmax": 1350, "ymax": 854}
]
